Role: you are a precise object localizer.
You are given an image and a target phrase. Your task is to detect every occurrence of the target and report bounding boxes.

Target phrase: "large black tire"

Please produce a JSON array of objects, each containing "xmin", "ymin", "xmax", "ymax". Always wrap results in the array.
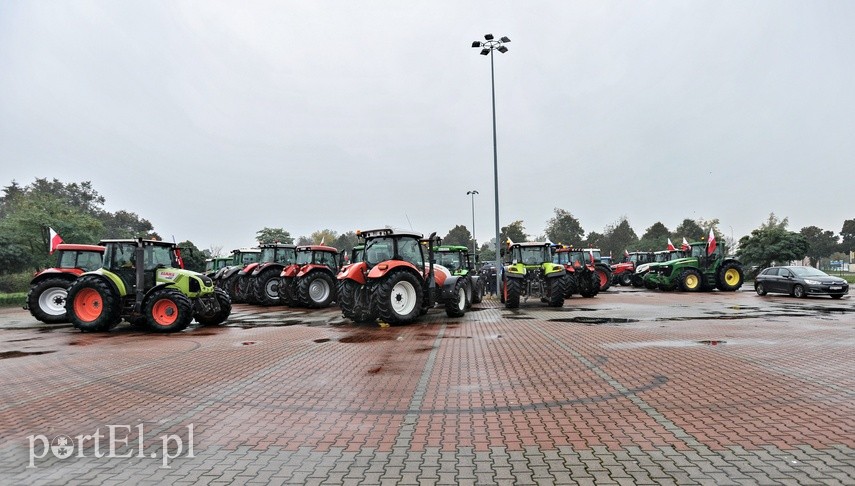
[
  {"xmin": 643, "ymin": 277, "xmax": 657, "ymax": 290},
  {"xmin": 563, "ymin": 274, "xmax": 578, "ymax": 297},
  {"xmin": 196, "ymin": 288, "xmax": 232, "ymax": 326},
  {"xmin": 27, "ymin": 277, "xmax": 74, "ymax": 324},
  {"xmin": 338, "ymin": 280, "xmax": 374, "ymax": 323},
  {"xmin": 444, "ymin": 279, "xmax": 468, "ymax": 317},
  {"xmin": 547, "ymin": 276, "xmax": 565, "ymax": 307},
  {"xmin": 278, "ymin": 277, "xmax": 296, "ymax": 306},
  {"xmin": 374, "ymin": 271, "xmax": 424, "ymax": 325},
  {"xmin": 256, "ymin": 268, "xmax": 283, "ymax": 306},
  {"xmin": 66, "ymin": 276, "xmax": 121, "ymax": 332},
  {"xmin": 792, "ymin": 284, "xmax": 806, "ymax": 299},
  {"xmin": 678, "ymin": 269, "xmax": 703, "ymax": 292},
  {"xmin": 755, "ymin": 282, "xmax": 767, "ymax": 296},
  {"xmin": 298, "ymin": 271, "xmax": 336, "ymax": 308},
  {"xmin": 578, "ymin": 272, "xmax": 600, "ymax": 298},
  {"xmin": 505, "ymin": 278, "xmax": 522, "ymax": 309},
  {"xmin": 244, "ymin": 276, "xmax": 261, "ymax": 305},
  {"xmin": 145, "ymin": 288, "xmax": 193, "ymax": 333},
  {"xmin": 619, "ymin": 272, "xmax": 632, "ymax": 286},
  {"xmin": 632, "ymin": 273, "xmax": 645, "ymax": 288},
  {"xmin": 221, "ymin": 274, "xmax": 238, "ymax": 300},
  {"xmin": 595, "ymin": 265, "xmax": 612, "ymax": 291},
  {"xmin": 471, "ymin": 278, "xmax": 484, "ymax": 304},
  {"xmin": 232, "ymin": 275, "xmax": 251, "ymax": 304},
  {"xmin": 716, "ymin": 262, "xmax": 744, "ymax": 291}
]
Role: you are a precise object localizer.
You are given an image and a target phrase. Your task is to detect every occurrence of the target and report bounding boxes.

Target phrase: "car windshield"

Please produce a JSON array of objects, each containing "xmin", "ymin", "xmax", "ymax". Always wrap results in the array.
[{"xmin": 789, "ymin": 267, "xmax": 829, "ymax": 278}]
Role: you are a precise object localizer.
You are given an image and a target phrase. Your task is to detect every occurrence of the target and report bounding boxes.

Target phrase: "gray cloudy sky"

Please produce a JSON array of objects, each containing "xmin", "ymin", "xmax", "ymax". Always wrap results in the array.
[{"xmin": 2, "ymin": 1, "xmax": 853, "ymax": 252}]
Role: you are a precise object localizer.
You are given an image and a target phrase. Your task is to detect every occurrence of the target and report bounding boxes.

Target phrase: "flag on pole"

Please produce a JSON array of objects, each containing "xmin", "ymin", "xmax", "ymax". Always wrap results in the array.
[
  {"xmin": 589, "ymin": 249, "xmax": 595, "ymax": 263},
  {"xmin": 320, "ymin": 236, "xmax": 325, "ymax": 245},
  {"xmin": 48, "ymin": 227, "xmax": 63, "ymax": 254},
  {"xmin": 667, "ymin": 238, "xmax": 676, "ymax": 251},
  {"xmin": 624, "ymin": 249, "xmax": 629, "ymax": 257},
  {"xmin": 681, "ymin": 237, "xmax": 689, "ymax": 251},
  {"xmin": 706, "ymin": 228, "xmax": 717, "ymax": 256}
]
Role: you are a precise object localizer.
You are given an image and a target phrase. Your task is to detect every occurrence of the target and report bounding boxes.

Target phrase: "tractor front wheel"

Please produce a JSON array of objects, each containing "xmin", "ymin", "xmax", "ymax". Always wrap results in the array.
[
  {"xmin": 505, "ymin": 278, "xmax": 522, "ymax": 309},
  {"xmin": 196, "ymin": 288, "xmax": 232, "ymax": 326},
  {"xmin": 374, "ymin": 271, "xmax": 424, "ymax": 324},
  {"xmin": 579, "ymin": 272, "xmax": 600, "ymax": 298},
  {"xmin": 145, "ymin": 289, "xmax": 193, "ymax": 332},
  {"xmin": 256, "ymin": 268, "xmax": 283, "ymax": 306},
  {"xmin": 66, "ymin": 276, "xmax": 120, "ymax": 332},
  {"xmin": 471, "ymin": 278, "xmax": 484, "ymax": 304},
  {"xmin": 619, "ymin": 272, "xmax": 633, "ymax": 286},
  {"xmin": 299, "ymin": 271, "xmax": 336, "ymax": 308},
  {"xmin": 445, "ymin": 279, "xmax": 469, "ymax": 317},
  {"xmin": 338, "ymin": 280, "xmax": 374, "ymax": 323},
  {"xmin": 679, "ymin": 269, "xmax": 703, "ymax": 292},
  {"xmin": 596, "ymin": 265, "xmax": 612, "ymax": 291},
  {"xmin": 28, "ymin": 277, "xmax": 73, "ymax": 324}
]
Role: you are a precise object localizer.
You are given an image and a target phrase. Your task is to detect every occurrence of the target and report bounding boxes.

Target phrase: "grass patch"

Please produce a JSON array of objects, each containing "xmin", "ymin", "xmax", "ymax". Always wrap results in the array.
[{"xmin": 0, "ymin": 293, "xmax": 26, "ymax": 308}]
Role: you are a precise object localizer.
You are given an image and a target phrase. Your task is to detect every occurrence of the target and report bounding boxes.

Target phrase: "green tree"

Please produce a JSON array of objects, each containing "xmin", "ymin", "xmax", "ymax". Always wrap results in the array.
[
  {"xmin": 334, "ymin": 231, "xmax": 359, "ymax": 256},
  {"xmin": 599, "ymin": 217, "xmax": 638, "ymax": 258},
  {"xmin": 737, "ymin": 215, "xmax": 808, "ymax": 271},
  {"xmin": 310, "ymin": 229, "xmax": 339, "ymax": 246},
  {"xmin": 177, "ymin": 240, "xmax": 207, "ymax": 272},
  {"xmin": 544, "ymin": 208, "xmax": 584, "ymax": 245},
  {"xmin": 799, "ymin": 226, "xmax": 839, "ymax": 267},
  {"xmin": 501, "ymin": 220, "xmax": 528, "ymax": 247},
  {"xmin": 585, "ymin": 231, "xmax": 603, "ymax": 249},
  {"xmin": 256, "ymin": 227, "xmax": 293, "ymax": 245},
  {"xmin": 636, "ymin": 222, "xmax": 670, "ymax": 251},
  {"xmin": 674, "ymin": 219, "xmax": 705, "ymax": 242},
  {"xmin": 101, "ymin": 210, "xmax": 156, "ymax": 239},
  {"xmin": 296, "ymin": 235, "xmax": 312, "ymax": 245},
  {"xmin": 840, "ymin": 219, "xmax": 855, "ymax": 253},
  {"xmin": 478, "ymin": 242, "xmax": 496, "ymax": 264},
  {"xmin": 443, "ymin": 225, "xmax": 474, "ymax": 249}
]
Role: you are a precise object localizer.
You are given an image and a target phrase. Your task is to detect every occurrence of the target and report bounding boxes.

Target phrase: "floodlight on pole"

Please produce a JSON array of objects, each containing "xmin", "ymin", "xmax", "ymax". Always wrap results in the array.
[{"xmin": 470, "ymin": 33, "xmax": 510, "ymax": 296}]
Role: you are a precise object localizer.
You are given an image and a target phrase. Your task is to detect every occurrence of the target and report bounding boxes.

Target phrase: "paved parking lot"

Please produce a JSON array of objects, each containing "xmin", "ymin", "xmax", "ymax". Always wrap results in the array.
[{"xmin": 1, "ymin": 287, "xmax": 853, "ymax": 484}]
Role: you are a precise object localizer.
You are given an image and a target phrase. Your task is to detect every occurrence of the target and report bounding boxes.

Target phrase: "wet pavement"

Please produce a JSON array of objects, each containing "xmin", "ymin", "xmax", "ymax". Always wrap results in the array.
[{"xmin": 0, "ymin": 286, "xmax": 853, "ymax": 484}]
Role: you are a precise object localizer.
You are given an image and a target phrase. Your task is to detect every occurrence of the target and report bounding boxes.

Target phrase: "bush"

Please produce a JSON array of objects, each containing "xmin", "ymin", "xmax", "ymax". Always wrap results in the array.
[
  {"xmin": 0, "ymin": 293, "xmax": 26, "ymax": 307},
  {"xmin": 0, "ymin": 272, "xmax": 33, "ymax": 293}
]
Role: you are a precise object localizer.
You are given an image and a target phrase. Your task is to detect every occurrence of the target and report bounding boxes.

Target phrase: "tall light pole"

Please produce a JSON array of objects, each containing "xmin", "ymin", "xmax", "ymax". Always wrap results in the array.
[
  {"xmin": 472, "ymin": 33, "xmax": 510, "ymax": 295},
  {"xmin": 466, "ymin": 190, "xmax": 479, "ymax": 261}
]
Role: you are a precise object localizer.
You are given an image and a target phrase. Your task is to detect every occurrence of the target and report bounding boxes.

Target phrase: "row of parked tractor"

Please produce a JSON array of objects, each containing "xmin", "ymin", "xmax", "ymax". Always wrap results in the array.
[{"xmin": 24, "ymin": 229, "xmax": 744, "ymax": 333}]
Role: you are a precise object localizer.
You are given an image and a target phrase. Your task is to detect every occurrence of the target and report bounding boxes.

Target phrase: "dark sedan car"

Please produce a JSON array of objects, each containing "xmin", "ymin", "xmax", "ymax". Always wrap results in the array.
[{"xmin": 754, "ymin": 266, "xmax": 849, "ymax": 299}]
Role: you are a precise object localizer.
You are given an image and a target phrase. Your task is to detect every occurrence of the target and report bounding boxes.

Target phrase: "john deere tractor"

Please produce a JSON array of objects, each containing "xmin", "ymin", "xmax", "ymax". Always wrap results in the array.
[
  {"xmin": 337, "ymin": 228, "xmax": 469, "ymax": 324},
  {"xmin": 501, "ymin": 242, "xmax": 567, "ymax": 308},
  {"xmin": 65, "ymin": 238, "xmax": 231, "ymax": 332},
  {"xmin": 25, "ymin": 244, "xmax": 105, "ymax": 324},
  {"xmin": 635, "ymin": 250, "xmax": 686, "ymax": 288},
  {"xmin": 433, "ymin": 245, "xmax": 484, "ymax": 304},
  {"xmin": 552, "ymin": 245, "xmax": 599, "ymax": 298},
  {"xmin": 644, "ymin": 241, "xmax": 744, "ymax": 292}
]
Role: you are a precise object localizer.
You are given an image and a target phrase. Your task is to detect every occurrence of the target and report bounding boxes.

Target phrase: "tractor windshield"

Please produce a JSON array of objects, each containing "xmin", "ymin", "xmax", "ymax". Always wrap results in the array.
[
  {"xmin": 364, "ymin": 238, "xmax": 395, "ymax": 266},
  {"xmin": 296, "ymin": 250, "xmax": 312, "ymax": 265},
  {"xmin": 514, "ymin": 246, "xmax": 549, "ymax": 266},
  {"xmin": 146, "ymin": 245, "xmax": 176, "ymax": 270},
  {"xmin": 315, "ymin": 251, "xmax": 339, "ymax": 271},
  {"xmin": 553, "ymin": 251, "xmax": 569, "ymax": 266},
  {"xmin": 654, "ymin": 252, "xmax": 669, "ymax": 262},
  {"xmin": 435, "ymin": 252, "xmax": 463, "ymax": 272},
  {"xmin": 350, "ymin": 246, "xmax": 364, "ymax": 264},
  {"xmin": 276, "ymin": 248, "xmax": 296, "ymax": 265},
  {"xmin": 59, "ymin": 250, "xmax": 102, "ymax": 272}
]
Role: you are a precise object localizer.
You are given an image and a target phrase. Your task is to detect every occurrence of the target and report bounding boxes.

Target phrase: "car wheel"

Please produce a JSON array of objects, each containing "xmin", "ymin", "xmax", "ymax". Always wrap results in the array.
[
  {"xmin": 792, "ymin": 284, "xmax": 806, "ymax": 298},
  {"xmin": 755, "ymin": 282, "xmax": 767, "ymax": 296}
]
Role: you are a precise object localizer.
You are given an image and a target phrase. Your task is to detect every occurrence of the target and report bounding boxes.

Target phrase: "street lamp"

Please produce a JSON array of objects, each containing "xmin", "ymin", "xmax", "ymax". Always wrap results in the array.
[
  {"xmin": 472, "ymin": 33, "xmax": 510, "ymax": 295},
  {"xmin": 466, "ymin": 190, "xmax": 479, "ymax": 260}
]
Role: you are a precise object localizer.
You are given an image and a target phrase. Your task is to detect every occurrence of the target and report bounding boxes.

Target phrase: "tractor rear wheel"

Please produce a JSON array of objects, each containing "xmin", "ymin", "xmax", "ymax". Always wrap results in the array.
[
  {"xmin": 233, "ymin": 276, "xmax": 251, "ymax": 304},
  {"xmin": 338, "ymin": 280, "xmax": 374, "ymax": 323},
  {"xmin": 632, "ymin": 274, "xmax": 645, "ymax": 287},
  {"xmin": 28, "ymin": 277, "xmax": 73, "ymax": 324},
  {"xmin": 278, "ymin": 277, "xmax": 295, "ymax": 306},
  {"xmin": 505, "ymin": 278, "xmax": 522, "ymax": 308},
  {"xmin": 679, "ymin": 269, "xmax": 703, "ymax": 292},
  {"xmin": 619, "ymin": 272, "xmax": 632, "ymax": 286},
  {"xmin": 445, "ymin": 279, "xmax": 468, "ymax": 317},
  {"xmin": 145, "ymin": 288, "xmax": 193, "ymax": 332},
  {"xmin": 196, "ymin": 288, "xmax": 232, "ymax": 326},
  {"xmin": 256, "ymin": 268, "xmax": 283, "ymax": 306},
  {"xmin": 471, "ymin": 278, "xmax": 484, "ymax": 304},
  {"xmin": 374, "ymin": 271, "xmax": 424, "ymax": 324},
  {"xmin": 547, "ymin": 277, "xmax": 566, "ymax": 307},
  {"xmin": 716, "ymin": 262, "xmax": 744, "ymax": 291},
  {"xmin": 66, "ymin": 276, "xmax": 121, "ymax": 332},
  {"xmin": 578, "ymin": 272, "xmax": 600, "ymax": 298},
  {"xmin": 563, "ymin": 274, "xmax": 577, "ymax": 297},
  {"xmin": 299, "ymin": 271, "xmax": 336, "ymax": 308}
]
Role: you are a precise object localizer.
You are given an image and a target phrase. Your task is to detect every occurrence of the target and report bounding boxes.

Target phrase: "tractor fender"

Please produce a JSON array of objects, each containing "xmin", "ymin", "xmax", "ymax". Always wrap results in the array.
[
  {"xmin": 367, "ymin": 261, "xmax": 422, "ymax": 280},
  {"xmin": 239, "ymin": 263, "xmax": 260, "ymax": 276},
  {"xmin": 280, "ymin": 264, "xmax": 301, "ymax": 278},
  {"xmin": 543, "ymin": 264, "xmax": 566, "ymax": 277},
  {"xmin": 252, "ymin": 262, "xmax": 284, "ymax": 277},
  {"xmin": 504, "ymin": 264, "xmax": 526, "ymax": 278},
  {"xmin": 221, "ymin": 266, "xmax": 243, "ymax": 279},
  {"xmin": 30, "ymin": 268, "xmax": 82, "ymax": 286},
  {"xmin": 439, "ymin": 275, "xmax": 464, "ymax": 301},
  {"xmin": 141, "ymin": 282, "xmax": 179, "ymax": 308},
  {"xmin": 213, "ymin": 267, "xmax": 228, "ymax": 280},
  {"xmin": 337, "ymin": 262, "xmax": 368, "ymax": 285},
  {"xmin": 297, "ymin": 264, "xmax": 331, "ymax": 278},
  {"xmin": 505, "ymin": 270, "xmax": 526, "ymax": 279}
]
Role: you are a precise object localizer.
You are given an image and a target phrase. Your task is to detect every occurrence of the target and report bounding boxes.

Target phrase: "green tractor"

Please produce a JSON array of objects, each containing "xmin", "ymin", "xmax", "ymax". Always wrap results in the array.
[
  {"xmin": 65, "ymin": 238, "xmax": 231, "ymax": 332},
  {"xmin": 501, "ymin": 242, "xmax": 567, "ymax": 308},
  {"xmin": 638, "ymin": 250, "xmax": 687, "ymax": 288},
  {"xmin": 204, "ymin": 256, "xmax": 232, "ymax": 278},
  {"xmin": 215, "ymin": 247, "xmax": 261, "ymax": 297},
  {"xmin": 644, "ymin": 241, "xmax": 744, "ymax": 292},
  {"xmin": 433, "ymin": 245, "xmax": 485, "ymax": 304}
]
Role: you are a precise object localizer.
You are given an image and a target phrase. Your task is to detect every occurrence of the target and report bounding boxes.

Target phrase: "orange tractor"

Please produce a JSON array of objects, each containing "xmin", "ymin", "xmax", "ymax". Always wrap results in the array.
[
  {"xmin": 278, "ymin": 245, "xmax": 342, "ymax": 308},
  {"xmin": 552, "ymin": 245, "xmax": 601, "ymax": 298},
  {"xmin": 25, "ymin": 244, "xmax": 105, "ymax": 323}
]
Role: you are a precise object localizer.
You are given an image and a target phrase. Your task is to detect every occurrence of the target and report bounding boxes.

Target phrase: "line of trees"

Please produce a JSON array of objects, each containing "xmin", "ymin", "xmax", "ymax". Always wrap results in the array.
[{"xmin": 3, "ymin": 179, "xmax": 852, "ymax": 279}]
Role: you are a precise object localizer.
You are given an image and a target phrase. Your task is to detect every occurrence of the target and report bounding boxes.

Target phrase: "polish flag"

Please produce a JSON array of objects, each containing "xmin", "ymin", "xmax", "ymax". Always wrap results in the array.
[
  {"xmin": 706, "ymin": 228, "xmax": 717, "ymax": 256},
  {"xmin": 667, "ymin": 238, "xmax": 676, "ymax": 251},
  {"xmin": 49, "ymin": 227, "xmax": 63, "ymax": 254},
  {"xmin": 681, "ymin": 237, "xmax": 689, "ymax": 251},
  {"xmin": 624, "ymin": 249, "xmax": 629, "ymax": 257},
  {"xmin": 589, "ymin": 249, "xmax": 595, "ymax": 263}
]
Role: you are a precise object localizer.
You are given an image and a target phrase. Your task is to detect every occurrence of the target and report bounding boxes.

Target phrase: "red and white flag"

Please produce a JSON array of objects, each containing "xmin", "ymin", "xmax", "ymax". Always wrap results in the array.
[
  {"xmin": 681, "ymin": 237, "xmax": 689, "ymax": 251},
  {"xmin": 49, "ymin": 227, "xmax": 63, "ymax": 254},
  {"xmin": 624, "ymin": 249, "xmax": 629, "ymax": 257},
  {"xmin": 706, "ymin": 228, "xmax": 717, "ymax": 256},
  {"xmin": 667, "ymin": 238, "xmax": 676, "ymax": 251},
  {"xmin": 589, "ymin": 249, "xmax": 595, "ymax": 263}
]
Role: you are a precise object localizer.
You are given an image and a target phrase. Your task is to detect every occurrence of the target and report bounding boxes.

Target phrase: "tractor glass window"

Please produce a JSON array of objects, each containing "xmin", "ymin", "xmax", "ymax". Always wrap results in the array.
[
  {"xmin": 435, "ymin": 252, "xmax": 461, "ymax": 272},
  {"xmin": 517, "ymin": 247, "xmax": 544, "ymax": 265},
  {"xmin": 296, "ymin": 250, "xmax": 312, "ymax": 265},
  {"xmin": 398, "ymin": 238, "xmax": 424, "ymax": 268},
  {"xmin": 146, "ymin": 246, "xmax": 174, "ymax": 270},
  {"xmin": 350, "ymin": 247, "xmax": 363, "ymax": 264},
  {"xmin": 109, "ymin": 243, "xmax": 137, "ymax": 270},
  {"xmin": 690, "ymin": 245, "xmax": 706, "ymax": 258},
  {"xmin": 241, "ymin": 252, "xmax": 259, "ymax": 265},
  {"xmin": 316, "ymin": 251, "xmax": 338, "ymax": 271},
  {"xmin": 365, "ymin": 238, "xmax": 394, "ymax": 265},
  {"xmin": 58, "ymin": 251, "xmax": 76, "ymax": 268},
  {"xmin": 276, "ymin": 249, "xmax": 296, "ymax": 265},
  {"xmin": 260, "ymin": 248, "xmax": 276, "ymax": 263},
  {"xmin": 77, "ymin": 251, "xmax": 102, "ymax": 271},
  {"xmin": 553, "ymin": 251, "xmax": 568, "ymax": 265}
]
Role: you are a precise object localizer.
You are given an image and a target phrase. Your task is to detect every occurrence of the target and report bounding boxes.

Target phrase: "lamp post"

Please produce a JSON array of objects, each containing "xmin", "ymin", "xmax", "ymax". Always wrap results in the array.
[
  {"xmin": 466, "ymin": 190, "xmax": 479, "ymax": 260},
  {"xmin": 472, "ymin": 33, "xmax": 510, "ymax": 295}
]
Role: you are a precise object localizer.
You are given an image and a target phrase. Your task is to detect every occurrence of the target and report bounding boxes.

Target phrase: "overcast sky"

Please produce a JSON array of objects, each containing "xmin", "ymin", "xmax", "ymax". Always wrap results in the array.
[{"xmin": 2, "ymin": 1, "xmax": 853, "ymax": 252}]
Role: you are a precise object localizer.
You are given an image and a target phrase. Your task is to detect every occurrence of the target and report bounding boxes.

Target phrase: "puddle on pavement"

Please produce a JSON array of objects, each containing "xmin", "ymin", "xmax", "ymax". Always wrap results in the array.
[
  {"xmin": 549, "ymin": 317, "xmax": 638, "ymax": 325},
  {"xmin": 0, "ymin": 350, "xmax": 56, "ymax": 359},
  {"xmin": 5, "ymin": 337, "xmax": 42, "ymax": 343},
  {"xmin": 503, "ymin": 315, "xmax": 534, "ymax": 320},
  {"xmin": 414, "ymin": 346, "xmax": 435, "ymax": 353},
  {"xmin": 339, "ymin": 331, "xmax": 400, "ymax": 343},
  {"xmin": 313, "ymin": 338, "xmax": 331, "ymax": 343},
  {"xmin": 698, "ymin": 340, "xmax": 726, "ymax": 345}
]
